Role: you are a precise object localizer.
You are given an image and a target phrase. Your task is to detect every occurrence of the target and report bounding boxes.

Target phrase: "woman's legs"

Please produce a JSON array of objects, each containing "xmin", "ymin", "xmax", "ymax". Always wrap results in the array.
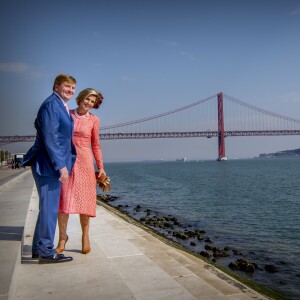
[
  {"xmin": 56, "ymin": 212, "xmax": 69, "ymax": 254},
  {"xmin": 80, "ymin": 214, "xmax": 91, "ymax": 254}
]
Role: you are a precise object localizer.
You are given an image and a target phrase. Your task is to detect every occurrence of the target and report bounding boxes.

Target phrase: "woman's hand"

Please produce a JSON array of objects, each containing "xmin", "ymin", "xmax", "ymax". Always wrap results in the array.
[
  {"xmin": 96, "ymin": 169, "xmax": 111, "ymax": 192},
  {"xmin": 98, "ymin": 168, "xmax": 106, "ymax": 177}
]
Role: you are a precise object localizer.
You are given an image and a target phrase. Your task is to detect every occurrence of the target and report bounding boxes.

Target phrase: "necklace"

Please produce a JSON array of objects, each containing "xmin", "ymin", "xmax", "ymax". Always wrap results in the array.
[{"xmin": 74, "ymin": 109, "xmax": 89, "ymax": 119}]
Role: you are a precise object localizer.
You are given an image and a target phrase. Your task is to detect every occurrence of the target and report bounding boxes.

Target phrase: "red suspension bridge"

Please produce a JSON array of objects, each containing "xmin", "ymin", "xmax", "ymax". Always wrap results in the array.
[{"xmin": 1, "ymin": 92, "xmax": 300, "ymax": 160}]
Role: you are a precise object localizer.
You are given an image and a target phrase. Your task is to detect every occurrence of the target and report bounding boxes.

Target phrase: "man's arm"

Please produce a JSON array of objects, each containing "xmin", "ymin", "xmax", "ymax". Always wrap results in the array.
[{"xmin": 37, "ymin": 100, "xmax": 71, "ymax": 174}]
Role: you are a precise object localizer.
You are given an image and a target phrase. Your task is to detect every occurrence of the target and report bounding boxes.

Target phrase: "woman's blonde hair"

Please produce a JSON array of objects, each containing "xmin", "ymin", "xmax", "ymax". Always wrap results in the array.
[
  {"xmin": 52, "ymin": 73, "xmax": 76, "ymax": 90},
  {"xmin": 76, "ymin": 88, "xmax": 103, "ymax": 109}
]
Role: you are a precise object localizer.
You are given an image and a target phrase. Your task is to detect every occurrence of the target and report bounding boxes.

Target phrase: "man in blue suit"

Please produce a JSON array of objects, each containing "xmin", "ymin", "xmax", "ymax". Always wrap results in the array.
[{"xmin": 22, "ymin": 73, "xmax": 77, "ymax": 263}]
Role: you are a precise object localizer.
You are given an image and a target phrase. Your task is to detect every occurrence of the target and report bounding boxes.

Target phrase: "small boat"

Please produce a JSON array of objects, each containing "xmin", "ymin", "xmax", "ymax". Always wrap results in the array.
[
  {"xmin": 217, "ymin": 157, "xmax": 227, "ymax": 161},
  {"xmin": 176, "ymin": 157, "xmax": 187, "ymax": 162}
]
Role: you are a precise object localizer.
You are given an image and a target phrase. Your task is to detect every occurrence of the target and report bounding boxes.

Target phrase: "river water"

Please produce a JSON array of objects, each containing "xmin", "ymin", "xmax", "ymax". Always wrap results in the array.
[{"xmin": 99, "ymin": 159, "xmax": 300, "ymax": 299}]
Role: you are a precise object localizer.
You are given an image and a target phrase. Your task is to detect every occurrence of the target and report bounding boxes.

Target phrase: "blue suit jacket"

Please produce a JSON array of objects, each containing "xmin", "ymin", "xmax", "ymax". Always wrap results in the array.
[{"xmin": 22, "ymin": 93, "xmax": 76, "ymax": 177}]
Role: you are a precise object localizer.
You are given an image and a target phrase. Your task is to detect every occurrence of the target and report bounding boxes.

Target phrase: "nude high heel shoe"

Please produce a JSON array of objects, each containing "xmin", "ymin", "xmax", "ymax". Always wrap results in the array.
[
  {"xmin": 82, "ymin": 236, "xmax": 91, "ymax": 254},
  {"xmin": 80, "ymin": 214, "xmax": 91, "ymax": 254},
  {"xmin": 56, "ymin": 213, "xmax": 69, "ymax": 254},
  {"xmin": 56, "ymin": 236, "xmax": 69, "ymax": 254}
]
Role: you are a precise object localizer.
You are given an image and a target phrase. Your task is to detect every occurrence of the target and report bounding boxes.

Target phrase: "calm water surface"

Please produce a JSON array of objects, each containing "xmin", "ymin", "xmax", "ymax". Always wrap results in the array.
[{"xmin": 100, "ymin": 159, "xmax": 300, "ymax": 299}]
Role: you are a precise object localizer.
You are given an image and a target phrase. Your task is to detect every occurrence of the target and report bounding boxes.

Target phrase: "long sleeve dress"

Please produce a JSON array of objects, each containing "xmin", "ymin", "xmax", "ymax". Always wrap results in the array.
[{"xmin": 59, "ymin": 109, "xmax": 104, "ymax": 217}]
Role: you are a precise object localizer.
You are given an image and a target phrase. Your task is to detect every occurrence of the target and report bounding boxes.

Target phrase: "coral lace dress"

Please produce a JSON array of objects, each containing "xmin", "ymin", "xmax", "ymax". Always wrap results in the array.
[{"xmin": 59, "ymin": 109, "xmax": 104, "ymax": 217}]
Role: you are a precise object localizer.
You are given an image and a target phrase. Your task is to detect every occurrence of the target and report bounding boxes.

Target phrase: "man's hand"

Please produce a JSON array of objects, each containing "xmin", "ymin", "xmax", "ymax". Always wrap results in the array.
[{"xmin": 59, "ymin": 167, "xmax": 69, "ymax": 182}]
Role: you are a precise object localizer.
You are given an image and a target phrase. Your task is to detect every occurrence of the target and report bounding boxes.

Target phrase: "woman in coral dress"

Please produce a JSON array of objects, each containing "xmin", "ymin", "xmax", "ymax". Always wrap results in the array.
[{"xmin": 57, "ymin": 88, "xmax": 106, "ymax": 254}]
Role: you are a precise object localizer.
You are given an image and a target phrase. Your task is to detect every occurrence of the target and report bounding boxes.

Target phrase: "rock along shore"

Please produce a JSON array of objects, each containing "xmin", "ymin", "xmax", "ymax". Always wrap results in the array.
[{"xmin": 97, "ymin": 193, "xmax": 288, "ymax": 300}]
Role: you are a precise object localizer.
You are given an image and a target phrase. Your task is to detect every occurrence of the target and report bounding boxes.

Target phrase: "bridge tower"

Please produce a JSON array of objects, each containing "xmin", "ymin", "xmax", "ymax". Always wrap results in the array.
[{"xmin": 217, "ymin": 92, "xmax": 227, "ymax": 161}]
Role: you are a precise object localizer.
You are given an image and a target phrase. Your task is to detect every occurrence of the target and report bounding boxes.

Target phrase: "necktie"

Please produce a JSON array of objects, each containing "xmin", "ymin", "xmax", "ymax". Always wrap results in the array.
[{"xmin": 64, "ymin": 103, "xmax": 69, "ymax": 114}]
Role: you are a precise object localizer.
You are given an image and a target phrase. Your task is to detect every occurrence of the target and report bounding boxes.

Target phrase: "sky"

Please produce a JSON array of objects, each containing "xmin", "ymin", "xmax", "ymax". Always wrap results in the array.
[{"xmin": 0, "ymin": 0, "xmax": 300, "ymax": 162}]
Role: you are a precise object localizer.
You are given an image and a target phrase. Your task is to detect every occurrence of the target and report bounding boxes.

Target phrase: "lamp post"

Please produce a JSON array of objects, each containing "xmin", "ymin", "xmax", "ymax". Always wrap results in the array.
[{"xmin": 0, "ymin": 148, "xmax": 3, "ymax": 166}]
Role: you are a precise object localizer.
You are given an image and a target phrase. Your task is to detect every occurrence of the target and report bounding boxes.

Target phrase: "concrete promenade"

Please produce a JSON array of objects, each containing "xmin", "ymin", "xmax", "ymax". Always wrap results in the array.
[
  {"xmin": 0, "ymin": 168, "xmax": 270, "ymax": 300},
  {"xmin": 0, "ymin": 167, "xmax": 33, "ymax": 300}
]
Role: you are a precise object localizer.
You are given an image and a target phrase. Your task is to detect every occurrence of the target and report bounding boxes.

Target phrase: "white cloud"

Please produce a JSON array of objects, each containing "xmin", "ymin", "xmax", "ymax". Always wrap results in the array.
[
  {"xmin": 0, "ymin": 63, "xmax": 46, "ymax": 79},
  {"xmin": 156, "ymin": 39, "xmax": 195, "ymax": 59},
  {"xmin": 181, "ymin": 51, "xmax": 195, "ymax": 60},
  {"xmin": 164, "ymin": 40, "xmax": 178, "ymax": 47},
  {"xmin": 280, "ymin": 92, "xmax": 300, "ymax": 103},
  {"xmin": 290, "ymin": 7, "xmax": 300, "ymax": 15},
  {"xmin": 0, "ymin": 62, "xmax": 30, "ymax": 73}
]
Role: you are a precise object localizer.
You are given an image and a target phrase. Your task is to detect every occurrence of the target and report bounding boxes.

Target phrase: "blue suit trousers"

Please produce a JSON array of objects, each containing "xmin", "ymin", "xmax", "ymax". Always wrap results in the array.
[{"xmin": 31, "ymin": 165, "xmax": 61, "ymax": 257}]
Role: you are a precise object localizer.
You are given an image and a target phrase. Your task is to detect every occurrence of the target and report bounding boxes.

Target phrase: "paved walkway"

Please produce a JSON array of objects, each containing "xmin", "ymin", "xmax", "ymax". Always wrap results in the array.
[
  {"xmin": 0, "ymin": 166, "xmax": 29, "ymax": 189},
  {"xmin": 0, "ymin": 168, "xmax": 32, "ymax": 300},
  {"xmin": 0, "ymin": 169, "xmax": 271, "ymax": 300}
]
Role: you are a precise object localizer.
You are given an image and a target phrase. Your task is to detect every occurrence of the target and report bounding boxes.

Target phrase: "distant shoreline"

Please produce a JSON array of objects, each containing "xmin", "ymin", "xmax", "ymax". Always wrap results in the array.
[{"xmin": 259, "ymin": 147, "xmax": 300, "ymax": 159}]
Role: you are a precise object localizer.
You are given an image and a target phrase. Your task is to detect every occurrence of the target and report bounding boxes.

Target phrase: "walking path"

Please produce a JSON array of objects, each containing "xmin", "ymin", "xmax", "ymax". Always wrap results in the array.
[
  {"xmin": 0, "ymin": 168, "xmax": 271, "ymax": 300},
  {"xmin": 0, "ymin": 166, "xmax": 29, "ymax": 189},
  {"xmin": 0, "ymin": 167, "xmax": 32, "ymax": 300}
]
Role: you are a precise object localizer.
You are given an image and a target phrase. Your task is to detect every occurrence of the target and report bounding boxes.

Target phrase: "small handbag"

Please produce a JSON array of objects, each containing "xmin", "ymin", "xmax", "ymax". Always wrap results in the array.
[{"xmin": 95, "ymin": 172, "xmax": 111, "ymax": 192}]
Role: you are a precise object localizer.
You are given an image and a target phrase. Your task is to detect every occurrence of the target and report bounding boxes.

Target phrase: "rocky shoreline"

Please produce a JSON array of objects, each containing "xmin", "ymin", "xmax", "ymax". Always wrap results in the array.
[{"xmin": 97, "ymin": 194, "xmax": 289, "ymax": 299}]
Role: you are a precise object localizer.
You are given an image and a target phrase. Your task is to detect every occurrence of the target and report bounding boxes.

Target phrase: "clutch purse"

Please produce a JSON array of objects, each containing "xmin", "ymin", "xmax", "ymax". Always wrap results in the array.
[{"xmin": 95, "ymin": 172, "xmax": 111, "ymax": 192}]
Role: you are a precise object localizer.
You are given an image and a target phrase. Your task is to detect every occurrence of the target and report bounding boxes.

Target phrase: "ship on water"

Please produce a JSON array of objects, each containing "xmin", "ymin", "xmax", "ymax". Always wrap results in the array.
[{"xmin": 176, "ymin": 157, "xmax": 187, "ymax": 162}]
